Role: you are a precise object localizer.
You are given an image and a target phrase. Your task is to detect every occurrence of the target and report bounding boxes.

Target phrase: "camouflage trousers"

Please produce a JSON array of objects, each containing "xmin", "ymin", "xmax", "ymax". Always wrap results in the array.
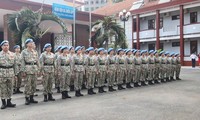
[
  {"xmin": 43, "ymin": 72, "xmax": 54, "ymax": 95},
  {"xmin": 24, "ymin": 74, "xmax": 37, "ymax": 97},
  {"xmin": 116, "ymin": 68, "xmax": 126, "ymax": 84},
  {"xmin": 74, "ymin": 71, "xmax": 84, "ymax": 91},
  {"xmin": 107, "ymin": 69, "xmax": 116, "ymax": 86},
  {"xmin": 0, "ymin": 77, "xmax": 13, "ymax": 99},
  {"xmin": 134, "ymin": 65, "xmax": 141, "ymax": 83},
  {"xmin": 55, "ymin": 71, "xmax": 61, "ymax": 88},
  {"xmin": 148, "ymin": 64, "xmax": 155, "ymax": 81},
  {"xmin": 13, "ymin": 72, "xmax": 22, "ymax": 89},
  {"xmin": 97, "ymin": 69, "xmax": 106, "ymax": 87},
  {"xmin": 60, "ymin": 71, "xmax": 71, "ymax": 92},
  {"xmin": 176, "ymin": 64, "xmax": 181, "ymax": 78},
  {"xmin": 160, "ymin": 64, "xmax": 167, "ymax": 79},
  {"xmin": 166, "ymin": 64, "xmax": 171, "ymax": 79},
  {"xmin": 86, "ymin": 70, "xmax": 96, "ymax": 89},
  {"xmin": 140, "ymin": 64, "xmax": 148, "ymax": 81},
  {"xmin": 126, "ymin": 68, "xmax": 134, "ymax": 83},
  {"xmin": 170, "ymin": 65, "xmax": 176, "ymax": 78},
  {"xmin": 70, "ymin": 74, "xmax": 75, "ymax": 86},
  {"xmin": 154, "ymin": 64, "xmax": 160, "ymax": 80}
]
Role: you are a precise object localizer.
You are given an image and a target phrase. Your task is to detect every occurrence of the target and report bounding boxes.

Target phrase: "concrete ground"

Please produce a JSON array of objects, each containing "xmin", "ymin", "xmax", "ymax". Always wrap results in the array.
[{"xmin": 0, "ymin": 67, "xmax": 200, "ymax": 120}]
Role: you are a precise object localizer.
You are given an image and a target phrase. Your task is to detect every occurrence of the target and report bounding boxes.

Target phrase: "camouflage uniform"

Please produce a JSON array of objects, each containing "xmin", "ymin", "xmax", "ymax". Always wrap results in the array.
[
  {"xmin": 39, "ymin": 51, "xmax": 55, "ymax": 101},
  {"xmin": 116, "ymin": 55, "xmax": 126, "ymax": 89},
  {"xmin": 21, "ymin": 49, "xmax": 40, "ymax": 97},
  {"xmin": 125, "ymin": 55, "xmax": 134, "ymax": 87},
  {"xmin": 107, "ymin": 54, "xmax": 116, "ymax": 91},
  {"xmin": 72, "ymin": 54, "xmax": 85, "ymax": 96},
  {"xmin": 175, "ymin": 56, "xmax": 181, "ymax": 80},
  {"xmin": 159, "ymin": 55, "xmax": 167, "ymax": 81},
  {"xmin": 154, "ymin": 55, "xmax": 161, "ymax": 82},
  {"xmin": 140, "ymin": 55, "xmax": 148, "ymax": 84},
  {"xmin": 57, "ymin": 54, "xmax": 72, "ymax": 94},
  {"xmin": 69, "ymin": 53, "xmax": 76, "ymax": 90},
  {"xmin": 85, "ymin": 54, "xmax": 98, "ymax": 94},
  {"xmin": 134, "ymin": 55, "xmax": 142, "ymax": 86},
  {"xmin": 13, "ymin": 52, "xmax": 23, "ymax": 92},
  {"xmin": 54, "ymin": 52, "xmax": 61, "ymax": 92},
  {"xmin": 166, "ymin": 56, "xmax": 171, "ymax": 80},
  {"xmin": 170, "ymin": 56, "xmax": 176, "ymax": 80},
  {"xmin": 147, "ymin": 55, "xmax": 156, "ymax": 83}
]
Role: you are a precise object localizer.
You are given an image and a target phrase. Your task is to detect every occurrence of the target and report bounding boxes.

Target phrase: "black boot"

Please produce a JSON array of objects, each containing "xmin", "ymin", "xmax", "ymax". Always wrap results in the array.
[
  {"xmin": 48, "ymin": 93, "xmax": 55, "ymax": 101},
  {"xmin": 121, "ymin": 84, "xmax": 125, "ymax": 89},
  {"xmin": 44, "ymin": 95, "xmax": 48, "ymax": 102},
  {"xmin": 170, "ymin": 77, "xmax": 175, "ymax": 81},
  {"xmin": 75, "ymin": 90, "xmax": 81, "ymax": 97},
  {"xmin": 101, "ymin": 87, "xmax": 106, "ymax": 92},
  {"xmin": 176, "ymin": 77, "xmax": 181, "ymax": 80},
  {"xmin": 82, "ymin": 84, "xmax": 87, "ymax": 90},
  {"xmin": 64, "ymin": 91, "xmax": 71, "ymax": 98},
  {"xmin": 88, "ymin": 88, "xmax": 93, "ymax": 95},
  {"xmin": 25, "ymin": 97, "xmax": 30, "ymax": 105},
  {"xmin": 126, "ymin": 83, "xmax": 133, "ymax": 88},
  {"xmin": 57, "ymin": 87, "xmax": 61, "ymax": 93},
  {"xmin": 98, "ymin": 87, "xmax": 103, "ymax": 93},
  {"xmin": 16, "ymin": 88, "xmax": 23, "ymax": 94},
  {"xmin": 70, "ymin": 85, "xmax": 74, "ymax": 91},
  {"xmin": 13, "ymin": 89, "xmax": 17, "ymax": 94},
  {"xmin": 91, "ymin": 88, "xmax": 96, "ymax": 94},
  {"xmin": 30, "ymin": 95, "xmax": 38, "ymax": 103},
  {"xmin": 61, "ymin": 91, "xmax": 66, "ymax": 99},
  {"xmin": 118, "ymin": 84, "xmax": 122, "ymax": 90},
  {"xmin": 1, "ymin": 99, "xmax": 6, "ymax": 109},
  {"xmin": 78, "ymin": 90, "xmax": 84, "ymax": 96},
  {"xmin": 109, "ymin": 86, "xmax": 116, "ymax": 92},
  {"xmin": 7, "ymin": 99, "xmax": 16, "ymax": 107}
]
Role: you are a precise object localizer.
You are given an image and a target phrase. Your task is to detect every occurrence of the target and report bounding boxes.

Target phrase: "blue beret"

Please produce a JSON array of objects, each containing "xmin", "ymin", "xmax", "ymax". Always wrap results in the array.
[
  {"xmin": 61, "ymin": 46, "xmax": 68, "ymax": 51},
  {"xmin": 81, "ymin": 46, "xmax": 85, "ymax": 50},
  {"xmin": 175, "ymin": 53, "xmax": 179, "ymax": 56},
  {"xmin": 153, "ymin": 50, "xmax": 157, "ymax": 54},
  {"xmin": 123, "ymin": 49, "xmax": 127, "ymax": 52},
  {"xmin": 140, "ymin": 50, "xmax": 144, "ymax": 55},
  {"xmin": 117, "ymin": 48, "xmax": 123, "ymax": 54},
  {"xmin": 13, "ymin": 45, "xmax": 20, "ymax": 49},
  {"xmin": 75, "ymin": 46, "xmax": 81, "ymax": 52},
  {"xmin": 132, "ymin": 49, "xmax": 136, "ymax": 52},
  {"xmin": 87, "ymin": 47, "xmax": 94, "ymax": 52},
  {"xmin": 43, "ymin": 43, "xmax": 51, "ymax": 51},
  {"xmin": 149, "ymin": 50, "xmax": 154, "ymax": 54},
  {"xmin": 170, "ymin": 52, "xmax": 175, "ymax": 56},
  {"xmin": 133, "ymin": 49, "xmax": 138, "ymax": 54},
  {"xmin": 55, "ymin": 46, "xmax": 62, "ymax": 52},
  {"xmin": 159, "ymin": 51, "xmax": 165, "ymax": 55},
  {"xmin": 0, "ymin": 40, "xmax": 9, "ymax": 46},
  {"xmin": 98, "ymin": 48, "xmax": 105, "ymax": 54},
  {"xmin": 25, "ymin": 38, "xmax": 34, "ymax": 45},
  {"xmin": 108, "ymin": 48, "xmax": 114, "ymax": 54},
  {"xmin": 165, "ymin": 51, "xmax": 170, "ymax": 55},
  {"xmin": 104, "ymin": 50, "xmax": 107, "ymax": 53},
  {"xmin": 69, "ymin": 46, "xmax": 74, "ymax": 51},
  {"xmin": 126, "ymin": 49, "xmax": 131, "ymax": 54}
]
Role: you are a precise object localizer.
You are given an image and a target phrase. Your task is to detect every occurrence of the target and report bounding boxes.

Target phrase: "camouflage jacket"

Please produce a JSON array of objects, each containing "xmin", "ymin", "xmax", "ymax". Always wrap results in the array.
[
  {"xmin": 116, "ymin": 55, "xmax": 126, "ymax": 70},
  {"xmin": 39, "ymin": 51, "xmax": 55, "ymax": 73},
  {"xmin": 97, "ymin": 55, "xmax": 107, "ymax": 71},
  {"xmin": 14, "ymin": 52, "xmax": 22, "ymax": 74},
  {"xmin": 57, "ymin": 54, "xmax": 72, "ymax": 73},
  {"xmin": 72, "ymin": 54, "xmax": 85, "ymax": 72},
  {"xmin": 107, "ymin": 55, "xmax": 116, "ymax": 71},
  {"xmin": 85, "ymin": 55, "xmax": 98, "ymax": 72}
]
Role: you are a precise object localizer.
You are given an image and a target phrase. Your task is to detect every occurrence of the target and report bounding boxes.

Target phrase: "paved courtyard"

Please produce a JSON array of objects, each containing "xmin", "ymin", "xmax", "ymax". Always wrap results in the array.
[{"xmin": 0, "ymin": 67, "xmax": 200, "ymax": 120}]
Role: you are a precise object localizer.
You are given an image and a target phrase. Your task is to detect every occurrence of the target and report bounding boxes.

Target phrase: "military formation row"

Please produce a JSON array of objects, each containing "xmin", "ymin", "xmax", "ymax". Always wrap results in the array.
[{"xmin": 0, "ymin": 39, "xmax": 181, "ymax": 110}]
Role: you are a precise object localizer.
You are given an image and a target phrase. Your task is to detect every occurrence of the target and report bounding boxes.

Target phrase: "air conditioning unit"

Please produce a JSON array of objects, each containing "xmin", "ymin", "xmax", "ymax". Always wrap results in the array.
[
  {"xmin": 164, "ymin": 12, "xmax": 170, "ymax": 17},
  {"xmin": 184, "ymin": 9, "xmax": 189, "ymax": 14}
]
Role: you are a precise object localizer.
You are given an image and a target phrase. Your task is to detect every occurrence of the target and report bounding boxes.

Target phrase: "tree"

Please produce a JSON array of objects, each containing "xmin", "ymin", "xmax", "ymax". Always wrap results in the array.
[
  {"xmin": 92, "ymin": 16, "xmax": 127, "ymax": 49},
  {"xmin": 113, "ymin": 0, "xmax": 124, "ymax": 3},
  {"xmin": 8, "ymin": 7, "xmax": 67, "ymax": 49}
]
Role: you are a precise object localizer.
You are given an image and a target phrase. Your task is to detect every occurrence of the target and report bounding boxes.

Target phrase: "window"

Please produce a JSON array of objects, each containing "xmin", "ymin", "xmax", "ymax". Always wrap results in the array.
[
  {"xmin": 91, "ymin": 1, "xmax": 93, "ymax": 4},
  {"xmin": 172, "ymin": 15, "xmax": 180, "ymax": 20},
  {"xmin": 91, "ymin": 7, "xmax": 94, "ymax": 11},
  {"xmin": 133, "ymin": 19, "xmax": 136, "ymax": 31},
  {"xmin": 85, "ymin": 1, "xmax": 88, "ymax": 4},
  {"xmin": 160, "ymin": 17, "xmax": 163, "ymax": 29},
  {"xmin": 148, "ymin": 43, "xmax": 155, "ymax": 51},
  {"xmin": 190, "ymin": 41, "xmax": 197, "ymax": 54},
  {"xmin": 101, "ymin": 0, "xmax": 105, "ymax": 3},
  {"xmin": 160, "ymin": 43, "xmax": 164, "ymax": 50},
  {"xmin": 96, "ymin": 0, "xmax": 99, "ymax": 4},
  {"xmin": 190, "ymin": 12, "xmax": 197, "ymax": 23},
  {"xmin": 172, "ymin": 42, "xmax": 180, "ymax": 47},
  {"xmin": 85, "ymin": 8, "xmax": 89, "ymax": 11},
  {"xmin": 148, "ymin": 19, "xmax": 155, "ymax": 29}
]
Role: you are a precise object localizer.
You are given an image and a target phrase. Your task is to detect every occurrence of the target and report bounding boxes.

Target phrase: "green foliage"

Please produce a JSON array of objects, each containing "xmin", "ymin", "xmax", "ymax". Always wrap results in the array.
[
  {"xmin": 92, "ymin": 16, "xmax": 127, "ymax": 49},
  {"xmin": 8, "ymin": 7, "xmax": 67, "ymax": 47}
]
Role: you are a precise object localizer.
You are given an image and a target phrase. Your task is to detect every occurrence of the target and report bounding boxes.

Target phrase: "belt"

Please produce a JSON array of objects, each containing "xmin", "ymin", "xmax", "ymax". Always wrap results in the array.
[
  {"xmin": 44, "ymin": 63, "xmax": 54, "ymax": 66},
  {"xmin": 155, "ymin": 62, "xmax": 159, "ymax": 63},
  {"xmin": 119, "ymin": 63, "xmax": 124, "ymax": 64},
  {"xmin": 89, "ymin": 64, "xmax": 95, "ymax": 66},
  {"xmin": 128, "ymin": 63, "xmax": 132, "ymax": 64},
  {"xmin": 142, "ymin": 63, "xmax": 147, "ymax": 64},
  {"xmin": 0, "ymin": 66, "xmax": 13, "ymax": 69},
  {"xmin": 135, "ymin": 64, "xmax": 140, "ymax": 65},
  {"xmin": 61, "ymin": 64, "xmax": 70, "ymax": 66},
  {"xmin": 109, "ymin": 63, "xmax": 115, "ymax": 65},
  {"xmin": 149, "ymin": 63, "xmax": 154, "ymax": 64},
  {"xmin": 75, "ymin": 63, "xmax": 83, "ymax": 65},
  {"xmin": 25, "ymin": 62, "xmax": 37, "ymax": 65},
  {"xmin": 99, "ymin": 63, "xmax": 105, "ymax": 65}
]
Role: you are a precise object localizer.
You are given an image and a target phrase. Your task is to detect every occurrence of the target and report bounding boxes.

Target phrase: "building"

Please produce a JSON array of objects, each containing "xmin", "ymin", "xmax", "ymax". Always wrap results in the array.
[
  {"xmin": 82, "ymin": 0, "xmax": 108, "ymax": 12},
  {"xmin": 0, "ymin": 0, "xmax": 104, "ymax": 52},
  {"xmin": 93, "ymin": 0, "xmax": 200, "ymax": 66}
]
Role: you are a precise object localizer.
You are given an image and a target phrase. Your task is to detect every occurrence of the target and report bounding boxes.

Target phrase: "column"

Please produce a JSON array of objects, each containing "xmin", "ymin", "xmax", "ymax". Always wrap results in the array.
[
  {"xmin": 156, "ymin": 10, "xmax": 160, "ymax": 50},
  {"xmin": 136, "ymin": 14, "xmax": 140, "ymax": 49},
  {"xmin": 180, "ymin": 5, "xmax": 184, "ymax": 65}
]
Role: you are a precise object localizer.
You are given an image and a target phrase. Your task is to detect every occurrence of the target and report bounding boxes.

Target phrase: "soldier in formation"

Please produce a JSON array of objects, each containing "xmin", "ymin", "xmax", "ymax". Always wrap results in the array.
[{"xmin": 0, "ymin": 38, "xmax": 182, "ymax": 109}]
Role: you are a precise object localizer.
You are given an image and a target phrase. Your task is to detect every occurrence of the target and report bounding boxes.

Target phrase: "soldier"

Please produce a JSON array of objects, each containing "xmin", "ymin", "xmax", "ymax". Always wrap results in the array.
[
  {"xmin": 69, "ymin": 46, "xmax": 75, "ymax": 91},
  {"xmin": 165, "ymin": 52, "xmax": 171, "ymax": 81},
  {"xmin": 39, "ymin": 43, "xmax": 55, "ymax": 102},
  {"xmin": 0, "ymin": 40, "xmax": 16, "ymax": 109},
  {"xmin": 154, "ymin": 51, "xmax": 161, "ymax": 83},
  {"xmin": 140, "ymin": 50, "xmax": 148, "ymax": 85},
  {"xmin": 97, "ymin": 48, "xmax": 107, "ymax": 93},
  {"xmin": 85, "ymin": 47, "xmax": 97, "ymax": 95},
  {"xmin": 107, "ymin": 48, "xmax": 116, "ymax": 92},
  {"xmin": 13, "ymin": 45, "xmax": 23, "ymax": 94},
  {"xmin": 170, "ymin": 52, "xmax": 176, "ymax": 81},
  {"xmin": 125, "ymin": 49, "xmax": 134, "ymax": 88},
  {"xmin": 116, "ymin": 48, "xmax": 126, "ymax": 90},
  {"xmin": 159, "ymin": 51, "xmax": 167, "ymax": 82},
  {"xmin": 57, "ymin": 46, "xmax": 72, "ymax": 99},
  {"xmin": 133, "ymin": 50, "xmax": 142, "ymax": 87},
  {"xmin": 147, "ymin": 50, "xmax": 156, "ymax": 84},
  {"xmin": 21, "ymin": 38, "xmax": 39, "ymax": 105},
  {"xmin": 175, "ymin": 53, "xmax": 181, "ymax": 80},
  {"xmin": 54, "ymin": 46, "xmax": 62, "ymax": 93},
  {"xmin": 81, "ymin": 46, "xmax": 87, "ymax": 89},
  {"xmin": 73, "ymin": 46, "xmax": 85, "ymax": 97}
]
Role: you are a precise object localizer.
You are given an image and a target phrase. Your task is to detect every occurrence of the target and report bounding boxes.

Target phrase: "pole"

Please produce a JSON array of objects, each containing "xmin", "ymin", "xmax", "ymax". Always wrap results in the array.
[
  {"xmin": 89, "ymin": 0, "xmax": 92, "ymax": 47},
  {"xmin": 73, "ymin": 0, "xmax": 76, "ymax": 47}
]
